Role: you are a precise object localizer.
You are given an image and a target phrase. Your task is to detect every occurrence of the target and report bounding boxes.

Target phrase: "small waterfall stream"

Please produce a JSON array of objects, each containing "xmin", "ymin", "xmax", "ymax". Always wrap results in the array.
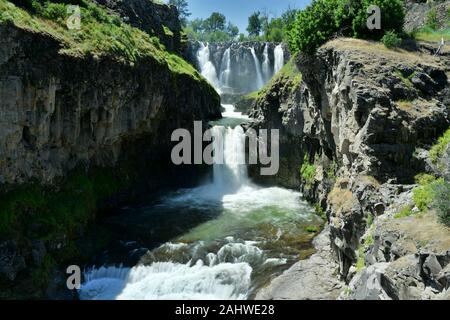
[
  {"xmin": 250, "ymin": 47, "xmax": 265, "ymax": 90},
  {"xmin": 262, "ymin": 43, "xmax": 271, "ymax": 83},
  {"xmin": 79, "ymin": 42, "xmax": 319, "ymax": 301},
  {"xmin": 274, "ymin": 44, "xmax": 284, "ymax": 74}
]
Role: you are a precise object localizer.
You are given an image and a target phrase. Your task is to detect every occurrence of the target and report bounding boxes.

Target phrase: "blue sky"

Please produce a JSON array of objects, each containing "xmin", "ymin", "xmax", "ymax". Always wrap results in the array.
[{"xmin": 169, "ymin": 0, "xmax": 311, "ymax": 35}]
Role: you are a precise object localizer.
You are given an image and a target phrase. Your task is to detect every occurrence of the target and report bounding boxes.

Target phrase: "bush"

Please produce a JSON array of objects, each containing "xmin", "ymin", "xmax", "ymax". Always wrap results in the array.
[
  {"xmin": 300, "ymin": 155, "xmax": 316, "ymax": 187},
  {"xmin": 381, "ymin": 31, "xmax": 401, "ymax": 48},
  {"xmin": 429, "ymin": 127, "xmax": 450, "ymax": 163},
  {"xmin": 432, "ymin": 182, "xmax": 450, "ymax": 226},
  {"xmin": 288, "ymin": 0, "xmax": 405, "ymax": 53}
]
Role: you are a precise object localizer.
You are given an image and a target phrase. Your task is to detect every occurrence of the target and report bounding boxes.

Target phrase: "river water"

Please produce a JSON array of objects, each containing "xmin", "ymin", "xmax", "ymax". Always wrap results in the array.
[
  {"xmin": 79, "ymin": 105, "xmax": 320, "ymax": 300},
  {"xmin": 79, "ymin": 44, "xmax": 319, "ymax": 300}
]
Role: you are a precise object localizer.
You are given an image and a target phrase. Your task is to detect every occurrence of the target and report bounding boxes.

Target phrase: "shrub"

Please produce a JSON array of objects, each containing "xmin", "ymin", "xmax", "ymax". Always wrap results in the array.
[
  {"xmin": 381, "ymin": 31, "xmax": 401, "ymax": 48},
  {"xmin": 300, "ymin": 155, "xmax": 316, "ymax": 187},
  {"xmin": 415, "ymin": 173, "xmax": 437, "ymax": 186},
  {"xmin": 394, "ymin": 205, "xmax": 414, "ymax": 219},
  {"xmin": 429, "ymin": 127, "xmax": 450, "ymax": 163},
  {"xmin": 432, "ymin": 182, "xmax": 450, "ymax": 227},
  {"xmin": 288, "ymin": 0, "xmax": 405, "ymax": 53}
]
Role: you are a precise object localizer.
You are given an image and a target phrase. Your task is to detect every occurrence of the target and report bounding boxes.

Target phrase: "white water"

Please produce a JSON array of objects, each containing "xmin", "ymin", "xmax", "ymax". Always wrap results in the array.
[
  {"xmin": 80, "ymin": 56, "xmax": 315, "ymax": 300},
  {"xmin": 250, "ymin": 47, "xmax": 265, "ymax": 90},
  {"xmin": 262, "ymin": 43, "xmax": 271, "ymax": 82},
  {"xmin": 219, "ymin": 48, "xmax": 231, "ymax": 89},
  {"xmin": 197, "ymin": 43, "xmax": 220, "ymax": 91},
  {"xmin": 274, "ymin": 44, "xmax": 284, "ymax": 74}
]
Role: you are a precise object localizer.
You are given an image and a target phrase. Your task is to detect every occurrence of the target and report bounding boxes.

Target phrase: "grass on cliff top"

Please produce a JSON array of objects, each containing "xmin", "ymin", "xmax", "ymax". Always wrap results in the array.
[
  {"xmin": 0, "ymin": 0, "xmax": 203, "ymax": 80},
  {"xmin": 323, "ymin": 38, "xmax": 441, "ymax": 66}
]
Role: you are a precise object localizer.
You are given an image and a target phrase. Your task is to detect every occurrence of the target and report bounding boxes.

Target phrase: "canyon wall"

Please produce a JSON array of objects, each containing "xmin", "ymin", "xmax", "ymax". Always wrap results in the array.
[
  {"xmin": 0, "ymin": 1, "xmax": 221, "ymax": 298},
  {"xmin": 250, "ymin": 38, "xmax": 450, "ymax": 299}
]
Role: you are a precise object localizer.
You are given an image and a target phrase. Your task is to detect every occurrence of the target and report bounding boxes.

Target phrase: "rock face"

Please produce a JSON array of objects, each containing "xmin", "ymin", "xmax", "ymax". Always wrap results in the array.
[
  {"xmin": 256, "ymin": 226, "xmax": 342, "ymax": 300},
  {"xmin": 250, "ymin": 38, "xmax": 450, "ymax": 299},
  {"xmin": 0, "ymin": 23, "xmax": 221, "ymax": 185},
  {"xmin": 93, "ymin": 0, "xmax": 184, "ymax": 54},
  {"xmin": 404, "ymin": 0, "xmax": 450, "ymax": 32},
  {"xmin": 0, "ymin": 4, "xmax": 221, "ymax": 296}
]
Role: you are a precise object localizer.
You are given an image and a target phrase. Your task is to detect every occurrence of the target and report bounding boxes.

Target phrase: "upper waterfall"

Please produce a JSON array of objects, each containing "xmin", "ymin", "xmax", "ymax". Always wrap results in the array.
[{"xmin": 193, "ymin": 42, "xmax": 288, "ymax": 96}]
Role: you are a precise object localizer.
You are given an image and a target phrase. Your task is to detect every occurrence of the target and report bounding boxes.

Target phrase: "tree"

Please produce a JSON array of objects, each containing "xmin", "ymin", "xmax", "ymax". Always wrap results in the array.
[
  {"xmin": 288, "ymin": 0, "xmax": 405, "ymax": 53},
  {"xmin": 168, "ymin": 0, "xmax": 191, "ymax": 26},
  {"xmin": 247, "ymin": 11, "xmax": 262, "ymax": 36},
  {"xmin": 203, "ymin": 12, "xmax": 226, "ymax": 32},
  {"xmin": 227, "ymin": 22, "xmax": 239, "ymax": 39},
  {"xmin": 189, "ymin": 18, "xmax": 205, "ymax": 33}
]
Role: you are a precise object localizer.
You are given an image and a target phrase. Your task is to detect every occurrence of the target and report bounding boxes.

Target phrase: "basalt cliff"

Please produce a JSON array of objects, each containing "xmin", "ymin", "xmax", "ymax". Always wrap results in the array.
[
  {"xmin": 0, "ymin": 0, "xmax": 221, "ymax": 298},
  {"xmin": 250, "ymin": 38, "xmax": 450, "ymax": 300}
]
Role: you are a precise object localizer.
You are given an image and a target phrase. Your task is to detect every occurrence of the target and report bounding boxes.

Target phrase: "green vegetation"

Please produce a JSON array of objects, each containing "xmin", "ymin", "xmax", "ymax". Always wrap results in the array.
[
  {"xmin": 432, "ymin": 182, "xmax": 450, "ymax": 227},
  {"xmin": 184, "ymin": 12, "xmax": 239, "ymax": 42},
  {"xmin": 426, "ymin": 8, "xmax": 439, "ymax": 30},
  {"xmin": 394, "ymin": 69, "xmax": 414, "ymax": 88},
  {"xmin": 382, "ymin": 30, "xmax": 402, "ymax": 48},
  {"xmin": 304, "ymin": 225, "xmax": 319, "ymax": 233},
  {"xmin": 366, "ymin": 213, "xmax": 373, "ymax": 227},
  {"xmin": 0, "ymin": 0, "xmax": 203, "ymax": 82},
  {"xmin": 300, "ymin": 154, "xmax": 316, "ymax": 188},
  {"xmin": 0, "ymin": 167, "xmax": 131, "ymax": 238},
  {"xmin": 394, "ymin": 205, "xmax": 414, "ymax": 219},
  {"xmin": 414, "ymin": 28, "xmax": 450, "ymax": 42},
  {"xmin": 185, "ymin": 6, "xmax": 297, "ymax": 43},
  {"xmin": 429, "ymin": 127, "xmax": 450, "ymax": 163},
  {"xmin": 314, "ymin": 203, "xmax": 327, "ymax": 220},
  {"xmin": 356, "ymin": 229, "xmax": 374, "ymax": 272},
  {"xmin": 168, "ymin": 0, "xmax": 190, "ymax": 26},
  {"xmin": 288, "ymin": 0, "xmax": 405, "ymax": 53}
]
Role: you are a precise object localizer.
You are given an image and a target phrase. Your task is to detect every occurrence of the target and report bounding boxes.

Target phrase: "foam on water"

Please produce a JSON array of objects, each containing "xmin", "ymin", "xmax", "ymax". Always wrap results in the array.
[{"xmin": 79, "ymin": 105, "xmax": 317, "ymax": 300}]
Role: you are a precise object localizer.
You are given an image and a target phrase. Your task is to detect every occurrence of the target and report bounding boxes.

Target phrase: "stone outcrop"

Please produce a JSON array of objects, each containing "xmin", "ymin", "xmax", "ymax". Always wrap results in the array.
[{"xmin": 250, "ymin": 38, "xmax": 450, "ymax": 299}]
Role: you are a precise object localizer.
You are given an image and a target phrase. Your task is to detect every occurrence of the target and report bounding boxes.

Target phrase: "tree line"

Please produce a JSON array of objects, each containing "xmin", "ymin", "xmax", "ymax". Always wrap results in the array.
[{"xmin": 168, "ymin": 0, "xmax": 297, "ymax": 42}]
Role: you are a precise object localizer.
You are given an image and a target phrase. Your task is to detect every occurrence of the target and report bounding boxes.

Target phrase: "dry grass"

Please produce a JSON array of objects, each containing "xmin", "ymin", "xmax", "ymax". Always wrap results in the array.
[
  {"xmin": 328, "ymin": 185, "xmax": 356, "ymax": 215},
  {"xmin": 381, "ymin": 211, "xmax": 450, "ymax": 253},
  {"xmin": 322, "ymin": 38, "xmax": 441, "ymax": 67}
]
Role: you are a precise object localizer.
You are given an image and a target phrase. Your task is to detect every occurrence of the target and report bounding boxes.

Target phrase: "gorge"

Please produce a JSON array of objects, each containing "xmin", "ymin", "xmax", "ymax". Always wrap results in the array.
[
  {"xmin": 1, "ymin": 0, "xmax": 450, "ymax": 301},
  {"xmin": 78, "ymin": 41, "xmax": 322, "ymax": 300}
]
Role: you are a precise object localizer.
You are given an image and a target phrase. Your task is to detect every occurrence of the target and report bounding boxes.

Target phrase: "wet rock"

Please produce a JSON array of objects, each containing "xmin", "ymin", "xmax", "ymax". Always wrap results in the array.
[
  {"xmin": 0, "ymin": 241, "xmax": 26, "ymax": 282},
  {"xmin": 31, "ymin": 240, "xmax": 47, "ymax": 267}
]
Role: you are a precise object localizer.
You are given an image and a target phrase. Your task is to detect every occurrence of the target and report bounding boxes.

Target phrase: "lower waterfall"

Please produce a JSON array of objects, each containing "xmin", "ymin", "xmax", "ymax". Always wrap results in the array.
[{"xmin": 79, "ymin": 105, "xmax": 319, "ymax": 300}]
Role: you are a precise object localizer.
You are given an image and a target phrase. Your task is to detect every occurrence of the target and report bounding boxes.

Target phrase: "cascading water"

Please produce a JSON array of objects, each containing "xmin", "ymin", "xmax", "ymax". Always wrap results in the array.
[
  {"xmin": 274, "ymin": 44, "xmax": 284, "ymax": 74},
  {"xmin": 197, "ymin": 43, "xmax": 220, "ymax": 91},
  {"xmin": 219, "ymin": 48, "xmax": 231, "ymax": 89},
  {"xmin": 261, "ymin": 43, "xmax": 271, "ymax": 82},
  {"xmin": 250, "ymin": 47, "xmax": 265, "ymax": 90},
  {"xmin": 79, "ymin": 43, "xmax": 316, "ymax": 301}
]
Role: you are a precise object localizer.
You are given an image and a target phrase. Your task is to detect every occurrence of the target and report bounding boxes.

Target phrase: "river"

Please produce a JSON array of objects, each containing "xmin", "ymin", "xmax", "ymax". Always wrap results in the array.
[{"xmin": 79, "ymin": 43, "xmax": 320, "ymax": 300}]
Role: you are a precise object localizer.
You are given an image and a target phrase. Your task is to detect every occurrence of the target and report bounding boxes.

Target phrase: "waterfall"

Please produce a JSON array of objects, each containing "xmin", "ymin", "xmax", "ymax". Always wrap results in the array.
[
  {"xmin": 211, "ymin": 124, "xmax": 248, "ymax": 192},
  {"xmin": 261, "ymin": 43, "xmax": 270, "ymax": 82},
  {"xmin": 250, "ymin": 47, "xmax": 264, "ymax": 90},
  {"xmin": 219, "ymin": 48, "xmax": 231, "ymax": 89},
  {"xmin": 274, "ymin": 44, "xmax": 284, "ymax": 74},
  {"xmin": 196, "ymin": 43, "xmax": 220, "ymax": 91}
]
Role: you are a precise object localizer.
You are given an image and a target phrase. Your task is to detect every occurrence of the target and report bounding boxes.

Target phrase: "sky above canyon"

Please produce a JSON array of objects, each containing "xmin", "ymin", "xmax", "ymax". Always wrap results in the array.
[{"xmin": 170, "ymin": 0, "xmax": 311, "ymax": 35}]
